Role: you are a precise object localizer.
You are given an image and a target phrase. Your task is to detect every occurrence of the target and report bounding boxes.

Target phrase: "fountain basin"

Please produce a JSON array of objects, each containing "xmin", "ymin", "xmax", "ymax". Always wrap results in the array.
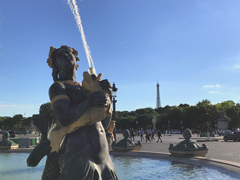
[
  {"xmin": 0, "ymin": 151, "xmax": 239, "ymax": 180},
  {"xmin": 168, "ymin": 149, "xmax": 208, "ymax": 157},
  {"xmin": 112, "ymin": 145, "xmax": 142, "ymax": 152},
  {"xmin": 110, "ymin": 151, "xmax": 240, "ymax": 179}
]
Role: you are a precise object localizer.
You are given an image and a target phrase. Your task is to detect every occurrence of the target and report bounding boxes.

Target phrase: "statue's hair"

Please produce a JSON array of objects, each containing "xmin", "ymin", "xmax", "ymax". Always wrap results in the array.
[{"xmin": 47, "ymin": 45, "xmax": 80, "ymax": 82}]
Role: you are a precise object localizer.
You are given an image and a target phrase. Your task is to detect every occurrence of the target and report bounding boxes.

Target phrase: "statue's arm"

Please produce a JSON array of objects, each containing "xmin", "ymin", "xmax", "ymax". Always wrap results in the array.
[
  {"xmin": 49, "ymin": 82, "xmax": 90, "ymax": 127},
  {"xmin": 49, "ymin": 82, "xmax": 108, "ymax": 127}
]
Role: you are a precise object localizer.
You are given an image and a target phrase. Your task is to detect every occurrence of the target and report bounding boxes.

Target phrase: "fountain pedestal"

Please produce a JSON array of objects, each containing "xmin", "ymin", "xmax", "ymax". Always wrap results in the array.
[
  {"xmin": 112, "ymin": 129, "xmax": 142, "ymax": 152},
  {"xmin": 0, "ymin": 131, "xmax": 18, "ymax": 150},
  {"xmin": 169, "ymin": 128, "xmax": 208, "ymax": 157}
]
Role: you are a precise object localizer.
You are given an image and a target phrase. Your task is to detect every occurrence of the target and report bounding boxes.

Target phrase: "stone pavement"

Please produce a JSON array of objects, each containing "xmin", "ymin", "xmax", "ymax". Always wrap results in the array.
[
  {"xmin": 2, "ymin": 133, "xmax": 240, "ymax": 163},
  {"xmin": 115, "ymin": 133, "xmax": 240, "ymax": 164}
]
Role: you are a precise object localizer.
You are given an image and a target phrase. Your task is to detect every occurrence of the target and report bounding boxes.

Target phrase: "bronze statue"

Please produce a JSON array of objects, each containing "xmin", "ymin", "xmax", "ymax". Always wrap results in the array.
[{"xmin": 28, "ymin": 45, "xmax": 118, "ymax": 180}]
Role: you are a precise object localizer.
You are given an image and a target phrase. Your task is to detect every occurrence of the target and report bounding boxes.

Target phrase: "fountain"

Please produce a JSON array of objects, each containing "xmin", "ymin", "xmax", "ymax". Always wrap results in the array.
[
  {"xmin": 168, "ymin": 128, "xmax": 208, "ymax": 157},
  {"xmin": 112, "ymin": 129, "xmax": 142, "ymax": 152},
  {"xmin": 0, "ymin": 131, "xmax": 18, "ymax": 150}
]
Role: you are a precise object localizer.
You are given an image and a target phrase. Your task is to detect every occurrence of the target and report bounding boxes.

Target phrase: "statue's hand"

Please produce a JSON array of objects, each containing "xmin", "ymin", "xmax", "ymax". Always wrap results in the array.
[
  {"xmin": 99, "ymin": 79, "xmax": 112, "ymax": 97},
  {"xmin": 89, "ymin": 91, "xmax": 107, "ymax": 107}
]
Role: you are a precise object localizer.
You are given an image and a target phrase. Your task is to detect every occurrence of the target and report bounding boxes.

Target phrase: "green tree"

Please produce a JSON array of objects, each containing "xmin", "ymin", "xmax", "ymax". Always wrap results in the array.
[
  {"xmin": 3, "ymin": 117, "xmax": 15, "ymax": 130},
  {"xmin": 136, "ymin": 114, "xmax": 152, "ymax": 129},
  {"xmin": 167, "ymin": 106, "xmax": 182, "ymax": 130},
  {"xmin": 0, "ymin": 117, "xmax": 6, "ymax": 129},
  {"xmin": 21, "ymin": 117, "xmax": 32, "ymax": 129},
  {"xmin": 39, "ymin": 102, "xmax": 53, "ymax": 116},
  {"xmin": 13, "ymin": 114, "xmax": 23, "ymax": 129},
  {"xmin": 196, "ymin": 99, "xmax": 211, "ymax": 108}
]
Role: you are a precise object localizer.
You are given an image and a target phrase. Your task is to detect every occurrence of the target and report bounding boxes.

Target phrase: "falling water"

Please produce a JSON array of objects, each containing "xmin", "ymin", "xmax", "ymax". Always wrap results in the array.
[{"xmin": 67, "ymin": 0, "xmax": 96, "ymax": 75}]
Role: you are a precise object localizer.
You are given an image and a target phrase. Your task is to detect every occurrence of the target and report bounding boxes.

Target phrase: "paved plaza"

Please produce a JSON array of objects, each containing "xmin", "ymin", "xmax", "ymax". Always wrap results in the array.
[
  {"xmin": 115, "ymin": 133, "xmax": 240, "ymax": 163},
  {"xmin": 1, "ymin": 132, "xmax": 240, "ymax": 163}
]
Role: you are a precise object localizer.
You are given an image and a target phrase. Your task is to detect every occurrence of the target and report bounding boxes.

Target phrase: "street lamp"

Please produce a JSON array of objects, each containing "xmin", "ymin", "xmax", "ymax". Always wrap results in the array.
[
  {"xmin": 168, "ymin": 120, "xmax": 170, "ymax": 134},
  {"xmin": 136, "ymin": 120, "xmax": 138, "ymax": 132},
  {"xmin": 112, "ymin": 82, "xmax": 118, "ymax": 142},
  {"xmin": 180, "ymin": 120, "xmax": 183, "ymax": 132}
]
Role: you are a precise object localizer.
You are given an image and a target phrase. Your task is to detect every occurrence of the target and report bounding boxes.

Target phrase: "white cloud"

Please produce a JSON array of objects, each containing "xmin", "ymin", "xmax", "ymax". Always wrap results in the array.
[
  {"xmin": 203, "ymin": 84, "xmax": 221, "ymax": 88},
  {"xmin": 204, "ymin": 85, "xmax": 214, "ymax": 88},
  {"xmin": 233, "ymin": 63, "xmax": 240, "ymax": 69},
  {"xmin": 117, "ymin": 41, "xmax": 126, "ymax": 45},
  {"xmin": 0, "ymin": 104, "xmax": 34, "ymax": 109},
  {"xmin": 208, "ymin": 91, "xmax": 220, "ymax": 93}
]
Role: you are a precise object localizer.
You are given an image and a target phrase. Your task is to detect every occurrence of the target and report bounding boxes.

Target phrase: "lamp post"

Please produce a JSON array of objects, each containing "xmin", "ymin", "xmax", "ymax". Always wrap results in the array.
[
  {"xmin": 168, "ymin": 120, "xmax": 170, "ymax": 134},
  {"xmin": 112, "ymin": 82, "xmax": 118, "ymax": 143},
  {"xmin": 180, "ymin": 120, "xmax": 183, "ymax": 131}
]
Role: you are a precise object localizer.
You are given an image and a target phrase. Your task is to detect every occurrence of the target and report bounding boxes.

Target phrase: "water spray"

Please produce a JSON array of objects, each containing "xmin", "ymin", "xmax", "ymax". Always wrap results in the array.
[{"xmin": 67, "ymin": 0, "xmax": 96, "ymax": 75}]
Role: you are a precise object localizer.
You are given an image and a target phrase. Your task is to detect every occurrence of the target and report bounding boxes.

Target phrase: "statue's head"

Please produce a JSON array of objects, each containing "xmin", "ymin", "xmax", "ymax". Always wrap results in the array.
[
  {"xmin": 182, "ymin": 128, "xmax": 192, "ymax": 140},
  {"xmin": 123, "ymin": 129, "xmax": 130, "ymax": 139},
  {"xmin": 47, "ymin": 45, "xmax": 80, "ymax": 81},
  {"xmin": 2, "ymin": 131, "xmax": 10, "ymax": 140}
]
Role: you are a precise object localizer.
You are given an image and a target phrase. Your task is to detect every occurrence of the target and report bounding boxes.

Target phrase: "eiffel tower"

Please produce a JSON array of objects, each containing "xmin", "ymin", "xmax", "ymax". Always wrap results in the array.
[{"xmin": 156, "ymin": 81, "xmax": 161, "ymax": 108}]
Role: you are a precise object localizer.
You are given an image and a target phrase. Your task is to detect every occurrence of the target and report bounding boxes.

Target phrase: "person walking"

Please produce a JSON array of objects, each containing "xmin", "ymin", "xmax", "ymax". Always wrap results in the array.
[
  {"xmin": 156, "ymin": 130, "xmax": 162, "ymax": 143},
  {"xmin": 140, "ymin": 129, "xmax": 144, "ymax": 140},
  {"xmin": 148, "ymin": 129, "xmax": 152, "ymax": 137},
  {"xmin": 130, "ymin": 128, "xmax": 135, "ymax": 141},
  {"xmin": 151, "ymin": 130, "xmax": 155, "ymax": 140},
  {"xmin": 145, "ymin": 131, "xmax": 150, "ymax": 143}
]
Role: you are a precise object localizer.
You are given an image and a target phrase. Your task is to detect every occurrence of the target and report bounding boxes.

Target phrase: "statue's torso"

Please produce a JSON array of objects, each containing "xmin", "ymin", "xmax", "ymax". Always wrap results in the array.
[
  {"xmin": 59, "ymin": 84, "xmax": 109, "ymax": 163},
  {"xmin": 65, "ymin": 84, "xmax": 88, "ymax": 106}
]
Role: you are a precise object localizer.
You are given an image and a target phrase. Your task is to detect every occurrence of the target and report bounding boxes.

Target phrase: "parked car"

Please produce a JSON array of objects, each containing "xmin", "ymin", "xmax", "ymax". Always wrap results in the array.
[
  {"xmin": 223, "ymin": 132, "xmax": 240, "ymax": 142},
  {"xmin": 171, "ymin": 130, "xmax": 181, "ymax": 134},
  {"xmin": 219, "ymin": 130, "xmax": 231, "ymax": 136},
  {"xmin": 8, "ymin": 131, "xmax": 16, "ymax": 138}
]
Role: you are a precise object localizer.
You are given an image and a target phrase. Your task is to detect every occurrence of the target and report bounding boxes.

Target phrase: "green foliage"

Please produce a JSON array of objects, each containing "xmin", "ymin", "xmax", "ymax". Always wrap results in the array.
[
  {"xmin": 13, "ymin": 114, "xmax": 23, "ymax": 128},
  {"xmin": 21, "ymin": 117, "xmax": 32, "ymax": 128},
  {"xmin": 3, "ymin": 117, "xmax": 15, "ymax": 129},
  {"xmin": 1, "ymin": 99, "xmax": 240, "ymax": 131},
  {"xmin": 196, "ymin": 99, "xmax": 211, "ymax": 108},
  {"xmin": 39, "ymin": 102, "xmax": 53, "ymax": 116},
  {"xmin": 115, "ymin": 100, "xmax": 240, "ymax": 131}
]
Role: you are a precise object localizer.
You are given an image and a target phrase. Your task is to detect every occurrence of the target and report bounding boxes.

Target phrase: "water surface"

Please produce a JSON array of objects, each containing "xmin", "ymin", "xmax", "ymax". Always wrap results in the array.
[{"xmin": 0, "ymin": 153, "xmax": 237, "ymax": 180}]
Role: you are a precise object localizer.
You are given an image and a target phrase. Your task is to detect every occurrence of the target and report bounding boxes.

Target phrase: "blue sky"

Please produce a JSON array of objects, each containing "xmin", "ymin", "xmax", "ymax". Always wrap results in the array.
[{"xmin": 1, "ymin": 0, "xmax": 240, "ymax": 117}]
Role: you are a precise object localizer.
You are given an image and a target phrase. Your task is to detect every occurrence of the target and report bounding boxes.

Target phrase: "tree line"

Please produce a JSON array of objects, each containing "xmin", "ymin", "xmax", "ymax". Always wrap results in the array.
[
  {"xmin": 116, "ymin": 100, "xmax": 240, "ymax": 132},
  {"xmin": 1, "ymin": 100, "xmax": 240, "ymax": 132},
  {"xmin": 0, "ymin": 102, "xmax": 53, "ymax": 131}
]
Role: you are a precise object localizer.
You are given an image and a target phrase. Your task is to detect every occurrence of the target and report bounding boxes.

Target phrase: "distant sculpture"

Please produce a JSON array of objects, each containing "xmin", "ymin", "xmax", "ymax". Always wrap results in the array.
[
  {"xmin": 217, "ymin": 110, "xmax": 228, "ymax": 130},
  {"xmin": 0, "ymin": 131, "xmax": 18, "ymax": 150},
  {"xmin": 112, "ymin": 129, "xmax": 142, "ymax": 151},
  {"xmin": 152, "ymin": 112, "xmax": 157, "ymax": 130},
  {"xmin": 169, "ymin": 128, "xmax": 208, "ymax": 157},
  {"xmin": 28, "ymin": 45, "xmax": 118, "ymax": 180}
]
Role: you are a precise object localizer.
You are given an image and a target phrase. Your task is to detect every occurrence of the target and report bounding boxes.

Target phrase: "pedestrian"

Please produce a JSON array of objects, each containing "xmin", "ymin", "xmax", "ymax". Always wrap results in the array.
[
  {"xmin": 146, "ymin": 131, "xmax": 151, "ymax": 143},
  {"xmin": 156, "ymin": 130, "xmax": 162, "ymax": 143},
  {"xmin": 140, "ymin": 129, "xmax": 144, "ymax": 140},
  {"xmin": 148, "ymin": 129, "xmax": 152, "ymax": 137},
  {"xmin": 151, "ymin": 131, "xmax": 155, "ymax": 140},
  {"xmin": 130, "ymin": 128, "xmax": 135, "ymax": 141}
]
